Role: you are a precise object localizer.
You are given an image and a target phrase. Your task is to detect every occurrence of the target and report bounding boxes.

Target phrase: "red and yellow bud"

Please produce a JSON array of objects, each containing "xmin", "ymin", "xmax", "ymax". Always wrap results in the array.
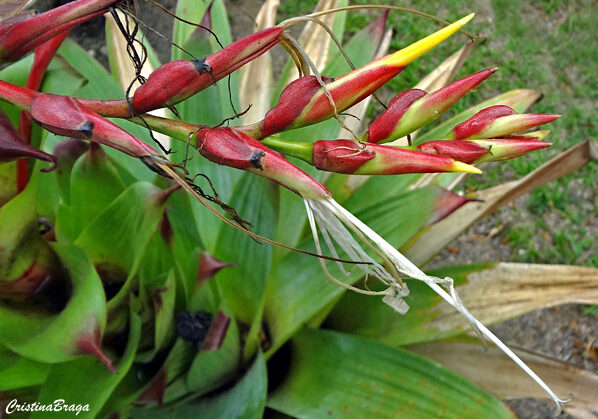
[
  {"xmin": 131, "ymin": 26, "xmax": 284, "ymax": 113},
  {"xmin": 243, "ymin": 14, "xmax": 474, "ymax": 139},
  {"xmin": 367, "ymin": 68, "xmax": 497, "ymax": 143},
  {"xmin": 450, "ymin": 105, "xmax": 560, "ymax": 140},
  {"xmin": 417, "ymin": 138, "xmax": 551, "ymax": 163},
  {"xmin": 0, "ymin": 0, "xmax": 118, "ymax": 64},
  {"xmin": 311, "ymin": 140, "xmax": 481, "ymax": 175},
  {"xmin": 195, "ymin": 127, "xmax": 330, "ymax": 199},
  {"xmin": 29, "ymin": 93, "xmax": 159, "ymax": 159}
]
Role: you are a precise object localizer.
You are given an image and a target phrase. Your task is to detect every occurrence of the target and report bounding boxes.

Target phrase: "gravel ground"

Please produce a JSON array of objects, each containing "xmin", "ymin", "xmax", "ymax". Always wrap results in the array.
[{"xmin": 34, "ymin": 1, "xmax": 598, "ymax": 417}]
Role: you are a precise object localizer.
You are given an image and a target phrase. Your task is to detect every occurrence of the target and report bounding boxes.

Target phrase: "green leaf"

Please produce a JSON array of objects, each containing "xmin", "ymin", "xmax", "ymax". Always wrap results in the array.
[
  {"xmin": 0, "ymin": 180, "xmax": 43, "ymax": 279},
  {"xmin": 172, "ymin": 0, "xmax": 211, "ymax": 61},
  {"xmin": 190, "ymin": 351, "xmax": 267, "ymax": 419},
  {"xmin": 214, "ymin": 174, "xmax": 278, "ymax": 325},
  {"xmin": 0, "ymin": 162, "xmax": 17, "ymax": 205},
  {"xmin": 172, "ymin": 0, "xmax": 245, "ymax": 250},
  {"xmin": 144, "ymin": 352, "xmax": 267, "ymax": 419},
  {"xmin": 74, "ymin": 181, "xmax": 166, "ymax": 274},
  {"xmin": 0, "ymin": 55, "xmax": 33, "ymax": 124},
  {"xmin": 152, "ymin": 272, "xmax": 177, "ymax": 355},
  {"xmin": 33, "ymin": 301, "xmax": 142, "ymax": 418},
  {"xmin": 0, "ymin": 357, "xmax": 49, "ymax": 390},
  {"xmin": 267, "ymin": 328, "xmax": 513, "ymax": 418},
  {"xmin": 0, "ymin": 242, "xmax": 107, "ymax": 363},
  {"xmin": 56, "ymin": 144, "xmax": 126, "ymax": 242}
]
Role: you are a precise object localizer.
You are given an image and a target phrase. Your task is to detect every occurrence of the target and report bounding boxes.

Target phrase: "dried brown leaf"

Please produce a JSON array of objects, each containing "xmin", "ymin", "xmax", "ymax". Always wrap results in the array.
[
  {"xmin": 284, "ymin": 0, "xmax": 339, "ymax": 83},
  {"xmin": 239, "ymin": 0, "xmax": 278, "ymax": 124},
  {"xmin": 427, "ymin": 262, "xmax": 598, "ymax": 333},
  {"xmin": 405, "ymin": 141, "xmax": 597, "ymax": 265},
  {"xmin": 409, "ymin": 341, "xmax": 598, "ymax": 418}
]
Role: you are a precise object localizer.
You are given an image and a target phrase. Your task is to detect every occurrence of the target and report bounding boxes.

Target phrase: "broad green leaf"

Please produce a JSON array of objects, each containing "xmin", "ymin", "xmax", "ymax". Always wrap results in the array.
[
  {"xmin": 214, "ymin": 174, "xmax": 278, "ymax": 325},
  {"xmin": 0, "ymin": 180, "xmax": 43, "ymax": 279},
  {"xmin": 34, "ymin": 302, "xmax": 142, "ymax": 418},
  {"xmin": 172, "ymin": 0, "xmax": 211, "ymax": 61},
  {"xmin": 351, "ymin": 186, "xmax": 445, "ymax": 248},
  {"xmin": 337, "ymin": 173, "xmax": 418, "ymax": 210},
  {"xmin": 265, "ymin": 235, "xmax": 363, "ymax": 356},
  {"xmin": 268, "ymin": 328, "xmax": 513, "ymax": 418},
  {"xmin": 323, "ymin": 266, "xmax": 473, "ymax": 347},
  {"xmin": 159, "ymin": 338, "xmax": 196, "ymax": 405},
  {"xmin": 0, "ymin": 242, "xmax": 106, "ymax": 363},
  {"xmin": 73, "ymin": 182, "xmax": 172, "ymax": 310},
  {"xmin": 188, "ymin": 351, "xmax": 267, "ymax": 419},
  {"xmin": 74, "ymin": 181, "xmax": 167, "ymax": 274},
  {"xmin": 0, "ymin": 161, "xmax": 17, "ymax": 205},
  {"xmin": 40, "ymin": 55, "xmax": 88, "ymax": 96},
  {"xmin": 0, "ymin": 344, "xmax": 18, "ymax": 370},
  {"xmin": 172, "ymin": 1, "xmax": 245, "ymax": 250},
  {"xmin": 56, "ymin": 144, "xmax": 126, "ymax": 242},
  {"xmin": 166, "ymin": 190, "xmax": 204, "ymax": 302},
  {"xmin": 152, "ymin": 272, "xmax": 177, "ymax": 355},
  {"xmin": 142, "ymin": 351, "xmax": 267, "ymax": 419},
  {"xmin": 0, "ymin": 357, "xmax": 49, "ymax": 390}
]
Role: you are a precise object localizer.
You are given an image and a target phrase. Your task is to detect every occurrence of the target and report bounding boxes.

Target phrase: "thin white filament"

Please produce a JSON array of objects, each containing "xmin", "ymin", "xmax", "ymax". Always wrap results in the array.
[{"xmin": 304, "ymin": 200, "xmax": 396, "ymax": 297}]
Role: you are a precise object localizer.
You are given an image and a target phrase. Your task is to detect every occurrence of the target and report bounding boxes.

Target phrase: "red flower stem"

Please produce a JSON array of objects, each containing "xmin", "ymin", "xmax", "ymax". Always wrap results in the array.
[{"xmin": 17, "ymin": 32, "xmax": 71, "ymax": 193}]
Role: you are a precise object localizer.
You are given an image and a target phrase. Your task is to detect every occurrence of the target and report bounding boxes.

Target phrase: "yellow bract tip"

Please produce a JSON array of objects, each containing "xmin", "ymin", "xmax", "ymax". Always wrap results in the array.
[
  {"xmin": 452, "ymin": 160, "xmax": 482, "ymax": 174},
  {"xmin": 386, "ymin": 13, "xmax": 475, "ymax": 67}
]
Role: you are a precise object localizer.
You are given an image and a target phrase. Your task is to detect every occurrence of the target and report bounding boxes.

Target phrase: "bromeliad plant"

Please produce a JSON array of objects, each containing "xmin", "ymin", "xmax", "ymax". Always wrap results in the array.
[{"xmin": 1, "ymin": 0, "xmax": 596, "ymax": 417}]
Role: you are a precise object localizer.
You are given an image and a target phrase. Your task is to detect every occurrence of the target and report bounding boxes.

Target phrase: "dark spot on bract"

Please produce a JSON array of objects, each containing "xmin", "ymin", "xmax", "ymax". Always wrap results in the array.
[
  {"xmin": 250, "ymin": 150, "xmax": 265, "ymax": 170},
  {"xmin": 192, "ymin": 58, "xmax": 212, "ymax": 74},
  {"xmin": 79, "ymin": 120, "xmax": 94, "ymax": 138}
]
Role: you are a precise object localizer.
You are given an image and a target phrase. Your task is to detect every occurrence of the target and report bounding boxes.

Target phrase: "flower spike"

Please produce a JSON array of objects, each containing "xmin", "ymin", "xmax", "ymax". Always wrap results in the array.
[
  {"xmin": 242, "ymin": 14, "xmax": 475, "ymax": 139},
  {"xmin": 0, "ymin": 0, "xmax": 119, "ymax": 64},
  {"xmin": 28, "ymin": 93, "xmax": 161, "ymax": 161},
  {"xmin": 418, "ymin": 138, "xmax": 551, "ymax": 163},
  {"xmin": 195, "ymin": 127, "xmax": 330, "ymax": 199},
  {"xmin": 449, "ymin": 105, "xmax": 560, "ymax": 140},
  {"xmin": 131, "ymin": 27, "xmax": 284, "ymax": 114},
  {"xmin": 311, "ymin": 140, "xmax": 481, "ymax": 174},
  {"xmin": 367, "ymin": 68, "xmax": 497, "ymax": 143}
]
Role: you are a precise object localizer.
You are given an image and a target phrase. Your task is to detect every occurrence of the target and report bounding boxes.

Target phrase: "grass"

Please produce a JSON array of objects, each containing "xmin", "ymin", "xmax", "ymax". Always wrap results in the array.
[{"xmin": 278, "ymin": 0, "xmax": 597, "ymax": 268}]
